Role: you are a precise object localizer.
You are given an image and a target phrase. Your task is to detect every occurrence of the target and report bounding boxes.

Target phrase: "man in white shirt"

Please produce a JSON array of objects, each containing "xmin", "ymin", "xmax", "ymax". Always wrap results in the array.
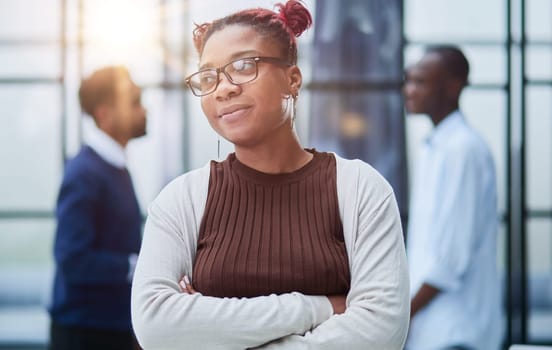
[{"xmin": 403, "ymin": 46, "xmax": 503, "ymax": 350}]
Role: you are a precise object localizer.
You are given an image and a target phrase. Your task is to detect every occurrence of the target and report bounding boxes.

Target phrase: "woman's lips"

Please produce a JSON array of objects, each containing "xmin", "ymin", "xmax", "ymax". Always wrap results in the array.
[{"xmin": 219, "ymin": 106, "xmax": 251, "ymax": 121}]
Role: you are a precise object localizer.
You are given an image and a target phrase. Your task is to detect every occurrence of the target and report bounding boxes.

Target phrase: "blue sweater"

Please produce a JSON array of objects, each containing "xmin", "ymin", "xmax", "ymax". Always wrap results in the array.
[{"xmin": 49, "ymin": 146, "xmax": 142, "ymax": 331}]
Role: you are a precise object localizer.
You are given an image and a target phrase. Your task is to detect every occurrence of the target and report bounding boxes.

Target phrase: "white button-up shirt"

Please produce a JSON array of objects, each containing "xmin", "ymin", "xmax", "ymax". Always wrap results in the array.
[
  {"xmin": 405, "ymin": 111, "xmax": 504, "ymax": 350},
  {"xmin": 84, "ymin": 125, "xmax": 127, "ymax": 169}
]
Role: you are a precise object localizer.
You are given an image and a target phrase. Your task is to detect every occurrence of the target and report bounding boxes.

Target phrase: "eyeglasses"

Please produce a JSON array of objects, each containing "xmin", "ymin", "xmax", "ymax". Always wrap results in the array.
[{"xmin": 185, "ymin": 56, "xmax": 292, "ymax": 97}]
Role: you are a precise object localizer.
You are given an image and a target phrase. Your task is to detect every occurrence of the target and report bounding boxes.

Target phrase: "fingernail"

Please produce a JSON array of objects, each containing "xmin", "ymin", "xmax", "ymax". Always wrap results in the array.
[
  {"xmin": 183, "ymin": 275, "xmax": 191, "ymax": 285},
  {"xmin": 179, "ymin": 280, "xmax": 187, "ymax": 289}
]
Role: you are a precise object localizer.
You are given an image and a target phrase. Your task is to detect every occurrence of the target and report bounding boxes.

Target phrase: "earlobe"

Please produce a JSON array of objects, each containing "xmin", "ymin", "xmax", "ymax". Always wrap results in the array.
[{"xmin": 288, "ymin": 66, "xmax": 303, "ymax": 98}]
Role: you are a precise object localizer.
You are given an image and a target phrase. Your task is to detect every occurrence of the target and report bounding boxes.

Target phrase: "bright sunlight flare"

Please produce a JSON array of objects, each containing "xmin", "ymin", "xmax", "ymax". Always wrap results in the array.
[{"xmin": 83, "ymin": 0, "xmax": 161, "ymax": 63}]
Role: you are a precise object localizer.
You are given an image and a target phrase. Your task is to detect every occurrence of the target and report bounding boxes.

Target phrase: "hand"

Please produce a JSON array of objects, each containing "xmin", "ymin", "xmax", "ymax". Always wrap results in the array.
[
  {"xmin": 327, "ymin": 294, "xmax": 346, "ymax": 314},
  {"xmin": 410, "ymin": 283, "xmax": 440, "ymax": 318},
  {"xmin": 179, "ymin": 275, "xmax": 197, "ymax": 294}
]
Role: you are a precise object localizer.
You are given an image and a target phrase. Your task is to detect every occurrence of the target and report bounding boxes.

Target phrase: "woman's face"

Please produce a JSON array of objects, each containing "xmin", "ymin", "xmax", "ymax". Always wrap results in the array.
[{"xmin": 199, "ymin": 24, "xmax": 301, "ymax": 148}]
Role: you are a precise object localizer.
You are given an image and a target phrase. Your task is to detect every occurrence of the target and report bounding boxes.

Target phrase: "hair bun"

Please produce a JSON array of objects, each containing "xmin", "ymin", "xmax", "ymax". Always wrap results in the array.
[
  {"xmin": 276, "ymin": 0, "xmax": 312, "ymax": 37},
  {"xmin": 192, "ymin": 23, "xmax": 210, "ymax": 54}
]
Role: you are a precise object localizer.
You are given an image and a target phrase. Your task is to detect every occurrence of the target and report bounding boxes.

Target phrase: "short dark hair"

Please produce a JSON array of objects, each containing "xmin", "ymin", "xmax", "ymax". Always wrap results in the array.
[
  {"xmin": 78, "ymin": 66, "xmax": 129, "ymax": 117},
  {"xmin": 425, "ymin": 45, "xmax": 470, "ymax": 86}
]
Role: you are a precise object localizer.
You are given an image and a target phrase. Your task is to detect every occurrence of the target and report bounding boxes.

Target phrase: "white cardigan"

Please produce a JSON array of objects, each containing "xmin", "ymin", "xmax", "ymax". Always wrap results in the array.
[{"xmin": 131, "ymin": 155, "xmax": 410, "ymax": 349}]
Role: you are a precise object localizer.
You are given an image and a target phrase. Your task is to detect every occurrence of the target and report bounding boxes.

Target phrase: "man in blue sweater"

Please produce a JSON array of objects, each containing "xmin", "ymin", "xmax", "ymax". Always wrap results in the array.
[{"xmin": 49, "ymin": 66, "xmax": 146, "ymax": 350}]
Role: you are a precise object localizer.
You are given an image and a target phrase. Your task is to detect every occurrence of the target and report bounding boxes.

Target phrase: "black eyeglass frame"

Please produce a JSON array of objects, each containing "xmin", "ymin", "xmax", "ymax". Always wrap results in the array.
[{"xmin": 185, "ymin": 56, "xmax": 292, "ymax": 97}]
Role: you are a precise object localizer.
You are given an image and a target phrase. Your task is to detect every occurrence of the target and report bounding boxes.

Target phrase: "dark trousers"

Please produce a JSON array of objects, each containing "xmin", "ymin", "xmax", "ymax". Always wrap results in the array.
[{"xmin": 49, "ymin": 321, "xmax": 136, "ymax": 350}]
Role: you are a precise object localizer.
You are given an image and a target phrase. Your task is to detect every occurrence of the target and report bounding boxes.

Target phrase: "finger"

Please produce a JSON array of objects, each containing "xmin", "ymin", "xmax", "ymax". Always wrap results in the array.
[
  {"xmin": 183, "ymin": 275, "xmax": 196, "ymax": 294},
  {"xmin": 179, "ymin": 278, "xmax": 188, "ymax": 293}
]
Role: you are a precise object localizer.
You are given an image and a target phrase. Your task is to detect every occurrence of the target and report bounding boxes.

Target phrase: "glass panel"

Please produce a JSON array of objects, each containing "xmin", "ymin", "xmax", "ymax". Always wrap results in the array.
[
  {"xmin": 0, "ymin": 219, "xmax": 54, "ymax": 266},
  {"xmin": 404, "ymin": 44, "xmax": 507, "ymax": 85},
  {"xmin": 0, "ymin": 46, "xmax": 60, "ymax": 78},
  {"xmin": 308, "ymin": 90, "xmax": 408, "ymax": 213},
  {"xmin": 0, "ymin": 85, "xmax": 62, "ymax": 211},
  {"xmin": 186, "ymin": 92, "xmax": 225, "ymax": 169},
  {"xmin": 64, "ymin": 45, "xmax": 83, "ymax": 159},
  {"xmin": 0, "ymin": 0, "xmax": 61, "ymax": 40},
  {"xmin": 296, "ymin": 89, "xmax": 312, "ymax": 147},
  {"xmin": 462, "ymin": 89, "xmax": 507, "ymax": 214},
  {"xmin": 127, "ymin": 89, "xmax": 184, "ymax": 210},
  {"xmin": 82, "ymin": 0, "xmax": 160, "ymax": 46},
  {"xmin": 403, "ymin": 45, "xmax": 426, "ymax": 68},
  {"xmin": 464, "ymin": 46, "xmax": 507, "ymax": 85},
  {"xmin": 405, "ymin": 113, "xmax": 433, "ymax": 188},
  {"xmin": 526, "ymin": 46, "xmax": 552, "ymax": 82},
  {"xmin": 0, "ymin": 307, "xmax": 49, "ymax": 345},
  {"xmin": 164, "ymin": 0, "xmax": 187, "ymax": 85},
  {"xmin": 526, "ymin": 0, "xmax": 552, "ymax": 42},
  {"xmin": 526, "ymin": 86, "xmax": 552, "ymax": 210},
  {"xmin": 81, "ymin": 0, "xmax": 163, "ymax": 86},
  {"xmin": 64, "ymin": 0, "xmax": 79, "ymax": 44},
  {"xmin": 527, "ymin": 218, "xmax": 552, "ymax": 343},
  {"xmin": 497, "ymin": 221, "xmax": 508, "ymax": 342},
  {"xmin": 82, "ymin": 44, "xmax": 165, "ymax": 86},
  {"xmin": 165, "ymin": 0, "xmax": 186, "ymax": 49},
  {"xmin": 404, "ymin": 0, "xmax": 505, "ymax": 42},
  {"xmin": 0, "ymin": 218, "xmax": 55, "ymax": 345},
  {"xmin": 311, "ymin": 0, "xmax": 403, "ymax": 82},
  {"xmin": 165, "ymin": 49, "xmax": 186, "ymax": 86},
  {"xmin": 497, "ymin": 221, "xmax": 507, "ymax": 276},
  {"xmin": 306, "ymin": 0, "xmax": 406, "ymax": 213}
]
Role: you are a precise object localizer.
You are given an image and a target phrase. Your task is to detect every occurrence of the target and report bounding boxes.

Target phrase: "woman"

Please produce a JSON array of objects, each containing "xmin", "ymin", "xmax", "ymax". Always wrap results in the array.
[{"xmin": 131, "ymin": 1, "xmax": 409, "ymax": 349}]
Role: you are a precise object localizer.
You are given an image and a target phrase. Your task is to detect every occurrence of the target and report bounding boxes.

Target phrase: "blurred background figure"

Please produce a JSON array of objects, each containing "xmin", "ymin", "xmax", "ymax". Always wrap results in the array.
[
  {"xmin": 48, "ymin": 66, "xmax": 145, "ymax": 350},
  {"xmin": 403, "ymin": 46, "xmax": 503, "ymax": 350}
]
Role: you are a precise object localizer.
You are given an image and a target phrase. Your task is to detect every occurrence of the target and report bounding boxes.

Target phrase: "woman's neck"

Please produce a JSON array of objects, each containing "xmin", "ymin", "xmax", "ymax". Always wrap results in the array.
[{"xmin": 234, "ymin": 138, "xmax": 313, "ymax": 174}]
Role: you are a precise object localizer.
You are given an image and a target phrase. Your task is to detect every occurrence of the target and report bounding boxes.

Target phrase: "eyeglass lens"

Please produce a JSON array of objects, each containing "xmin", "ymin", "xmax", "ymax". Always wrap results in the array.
[{"xmin": 189, "ymin": 58, "xmax": 258, "ymax": 96}]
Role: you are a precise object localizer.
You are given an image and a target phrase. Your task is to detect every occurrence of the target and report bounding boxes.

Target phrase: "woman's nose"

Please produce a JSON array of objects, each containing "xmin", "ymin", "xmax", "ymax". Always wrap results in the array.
[{"xmin": 214, "ymin": 71, "xmax": 241, "ymax": 99}]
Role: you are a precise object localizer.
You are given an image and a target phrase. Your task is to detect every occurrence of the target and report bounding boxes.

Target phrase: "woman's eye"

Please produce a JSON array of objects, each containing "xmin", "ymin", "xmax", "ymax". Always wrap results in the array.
[
  {"xmin": 232, "ymin": 59, "xmax": 255, "ymax": 72},
  {"xmin": 199, "ymin": 73, "xmax": 217, "ymax": 85}
]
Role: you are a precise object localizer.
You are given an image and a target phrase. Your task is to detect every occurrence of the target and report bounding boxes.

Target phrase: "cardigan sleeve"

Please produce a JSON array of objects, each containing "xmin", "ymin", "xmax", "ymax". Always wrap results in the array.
[
  {"xmin": 252, "ymin": 159, "xmax": 410, "ymax": 350},
  {"xmin": 131, "ymin": 167, "xmax": 333, "ymax": 350}
]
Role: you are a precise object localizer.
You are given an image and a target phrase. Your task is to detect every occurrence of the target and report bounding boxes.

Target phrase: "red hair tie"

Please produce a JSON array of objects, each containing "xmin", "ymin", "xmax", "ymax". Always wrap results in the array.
[{"xmin": 278, "ymin": 13, "xmax": 288, "ymax": 26}]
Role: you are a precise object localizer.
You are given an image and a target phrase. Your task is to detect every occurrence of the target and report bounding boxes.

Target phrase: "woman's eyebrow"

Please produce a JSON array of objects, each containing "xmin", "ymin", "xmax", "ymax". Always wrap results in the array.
[{"xmin": 199, "ymin": 50, "xmax": 260, "ymax": 70}]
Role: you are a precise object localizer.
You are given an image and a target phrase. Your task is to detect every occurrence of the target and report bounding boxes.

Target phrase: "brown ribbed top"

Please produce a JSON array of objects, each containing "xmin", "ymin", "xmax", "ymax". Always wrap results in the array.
[{"xmin": 192, "ymin": 150, "xmax": 350, "ymax": 298}]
